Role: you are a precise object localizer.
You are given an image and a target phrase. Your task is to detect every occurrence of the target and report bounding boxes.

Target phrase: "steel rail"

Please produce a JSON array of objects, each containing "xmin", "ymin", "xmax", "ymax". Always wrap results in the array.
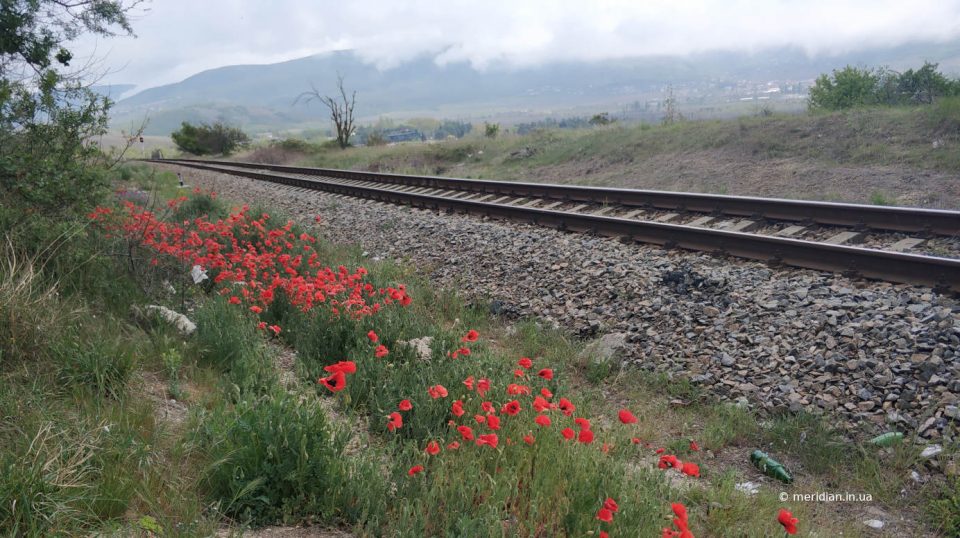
[
  {"xmin": 161, "ymin": 158, "xmax": 960, "ymax": 236},
  {"xmin": 159, "ymin": 159, "xmax": 960, "ymax": 292}
]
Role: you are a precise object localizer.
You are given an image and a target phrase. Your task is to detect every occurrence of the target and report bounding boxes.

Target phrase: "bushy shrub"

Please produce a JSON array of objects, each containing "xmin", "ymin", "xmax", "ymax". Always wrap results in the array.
[
  {"xmin": 171, "ymin": 122, "xmax": 250, "ymax": 156},
  {"xmin": 195, "ymin": 392, "xmax": 351, "ymax": 525},
  {"xmin": 55, "ymin": 334, "xmax": 134, "ymax": 400}
]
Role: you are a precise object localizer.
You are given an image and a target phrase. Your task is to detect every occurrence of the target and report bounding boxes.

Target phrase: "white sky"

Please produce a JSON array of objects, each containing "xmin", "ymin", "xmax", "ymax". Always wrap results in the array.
[{"xmin": 73, "ymin": 0, "xmax": 960, "ymax": 92}]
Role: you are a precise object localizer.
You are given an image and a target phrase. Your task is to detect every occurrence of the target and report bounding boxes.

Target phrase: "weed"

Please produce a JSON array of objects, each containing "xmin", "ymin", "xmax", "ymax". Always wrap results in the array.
[{"xmin": 194, "ymin": 391, "xmax": 364, "ymax": 525}]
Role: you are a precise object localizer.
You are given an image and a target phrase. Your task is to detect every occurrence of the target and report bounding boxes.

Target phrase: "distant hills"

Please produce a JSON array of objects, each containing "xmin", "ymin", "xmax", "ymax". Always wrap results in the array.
[{"xmin": 110, "ymin": 40, "xmax": 960, "ymax": 136}]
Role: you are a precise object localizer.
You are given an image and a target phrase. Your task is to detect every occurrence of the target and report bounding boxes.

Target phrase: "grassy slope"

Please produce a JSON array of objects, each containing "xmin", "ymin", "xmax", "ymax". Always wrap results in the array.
[
  {"xmin": 2, "ymin": 163, "xmax": 957, "ymax": 537},
  {"xmin": 259, "ymin": 100, "xmax": 960, "ymax": 209}
]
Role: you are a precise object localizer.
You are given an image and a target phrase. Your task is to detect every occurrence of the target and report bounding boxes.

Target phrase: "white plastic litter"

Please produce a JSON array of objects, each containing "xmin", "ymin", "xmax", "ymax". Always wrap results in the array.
[
  {"xmin": 734, "ymin": 481, "xmax": 760, "ymax": 495},
  {"xmin": 191, "ymin": 265, "xmax": 208, "ymax": 284}
]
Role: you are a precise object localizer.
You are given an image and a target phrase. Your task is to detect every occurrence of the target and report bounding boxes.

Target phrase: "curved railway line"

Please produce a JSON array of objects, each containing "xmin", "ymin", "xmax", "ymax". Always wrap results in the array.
[{"xmin": 154, "ymin": 158, "xmax": 960, "ymax": 292}]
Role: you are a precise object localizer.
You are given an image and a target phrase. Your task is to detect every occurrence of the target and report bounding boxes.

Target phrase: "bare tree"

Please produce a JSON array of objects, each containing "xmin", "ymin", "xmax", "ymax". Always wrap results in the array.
[{"xmin": 296, "ymin": 75, "xmax": 356, "ymax": 148}]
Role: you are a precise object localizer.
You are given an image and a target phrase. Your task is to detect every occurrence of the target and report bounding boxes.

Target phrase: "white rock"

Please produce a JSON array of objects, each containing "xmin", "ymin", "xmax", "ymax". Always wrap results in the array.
[
  {"xmin": 734, "ymin": 481, "xmax": 759, "ymax": 495},
  {"xmin": 863, "ymin": 519, "xmax": 884, "ymax": 529},
  {"xmin": 921, "ymin": 444, "xmax": 943, "ymax": 459},
  {"xmin": 145, "ymin": 305, "xmax": 197, "ymax": 336},
  {"xmin": 400, "ymin": 336, "xmax": 434, "ymax": 361}
]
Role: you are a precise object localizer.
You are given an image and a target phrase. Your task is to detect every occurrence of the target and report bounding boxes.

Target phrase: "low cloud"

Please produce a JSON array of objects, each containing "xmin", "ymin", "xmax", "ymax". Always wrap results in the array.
[{"xmin": 73, "ymin": 0, "xmax": 960, "ymax": 91}]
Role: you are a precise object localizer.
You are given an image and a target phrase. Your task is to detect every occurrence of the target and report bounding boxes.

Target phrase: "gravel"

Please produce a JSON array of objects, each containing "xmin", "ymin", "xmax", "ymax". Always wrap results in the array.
[{"xmin": 175, "ymin": 165, "xmax": 960, "ymax": 439}]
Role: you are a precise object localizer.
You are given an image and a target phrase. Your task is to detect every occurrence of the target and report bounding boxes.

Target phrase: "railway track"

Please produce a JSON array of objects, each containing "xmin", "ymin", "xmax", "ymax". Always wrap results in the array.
[{"xmin": 154, "ymin": 158, "xmax": 960, "ymax": 292}]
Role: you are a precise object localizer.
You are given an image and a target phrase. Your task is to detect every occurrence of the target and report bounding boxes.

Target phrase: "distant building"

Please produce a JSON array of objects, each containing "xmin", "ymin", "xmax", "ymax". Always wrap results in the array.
[{"xmin": 385, "ymin": 128, "xmax": 422, "ymax": 143}]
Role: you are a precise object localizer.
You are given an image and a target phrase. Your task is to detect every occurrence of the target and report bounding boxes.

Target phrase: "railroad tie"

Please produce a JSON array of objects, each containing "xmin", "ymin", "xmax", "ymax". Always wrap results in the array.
[
  {"xmin": 889, "ymin": 237, "xmax": 927, "ymax": 252},
  {"xmin": 656, "ymin": 212, "xmax": 680, "ymax": 223},
  {"xmin": 687, "ymin": 216, "xmax": 716, "ymax": 227},
  {"xmin": 489, "ymin": 195, "xmax": 513, "ymax": 204},
  {"xmin": 621, "ymin": 209, "xmax": 645, "ymax": 220},
  {"xmin": 593, "ymin": 206, "xmax": 617, "ymax": 216},
  {"xmin": 727, "ymin": 220, "xmax": 760, "ymax": 233},
  {"xmin": 540, "ymin": 201, "xmax": 565, "ymax": 210},
  {"xmin": 568, "ymin": 204, "xmax": 590, "ymax": 213},
  {"xmin": 507, "ymin": 198, "xmax": 529, "ymax": 206},
  {"xmin": 776, "ymin": 225, "xmax": 807, "ymax": 237},
  {"xmin": 522, "ymin": 199, "xmax": 542, "ymax": 208},
  {"xmin": 824, "ymin": 231, "xmax": 864, "ymax": 245}
]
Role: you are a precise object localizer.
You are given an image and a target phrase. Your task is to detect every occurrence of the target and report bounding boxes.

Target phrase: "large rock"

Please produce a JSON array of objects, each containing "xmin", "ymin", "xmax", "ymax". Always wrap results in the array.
[
  {"xmin": 580, "ymin": 332, "xmax": 629, "ymax": 367},
  {"xmin": 144, "ymin": 305, "xmax": 196, "ymax": 336}
]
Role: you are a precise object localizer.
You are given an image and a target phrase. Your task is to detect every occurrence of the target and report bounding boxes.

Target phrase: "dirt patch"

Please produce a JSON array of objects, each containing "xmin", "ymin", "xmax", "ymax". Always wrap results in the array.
[
  {"xmin": 217, "ymin": 526, "xmax": 353, "ymax": 537},
  {"xmin": 138, "ymin": 371, "xmax": 190, "ymax": 429}
]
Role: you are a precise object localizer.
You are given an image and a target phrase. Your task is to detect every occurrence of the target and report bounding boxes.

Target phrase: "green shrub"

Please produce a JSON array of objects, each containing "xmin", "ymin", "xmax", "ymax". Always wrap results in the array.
[
  {"xmin": 192, "ymin": 296, "xmax": 276, "ymax": 395},
  {"xmin": 195, "ymin": 392, "xmax": 353, "ymax": 525},
  {"xmin": 929, "ymin": 477, "xmax": 960, "ymax": 536},
  {"xmin": 55, "ymin": 332, "xmax": 134, "ymax": 400}
]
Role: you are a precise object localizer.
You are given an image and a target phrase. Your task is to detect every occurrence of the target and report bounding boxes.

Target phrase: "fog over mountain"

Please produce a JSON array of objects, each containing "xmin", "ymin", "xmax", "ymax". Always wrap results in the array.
[{"xmin": 109, "ymin": 39, "xmax": 960, "ymax": 136}]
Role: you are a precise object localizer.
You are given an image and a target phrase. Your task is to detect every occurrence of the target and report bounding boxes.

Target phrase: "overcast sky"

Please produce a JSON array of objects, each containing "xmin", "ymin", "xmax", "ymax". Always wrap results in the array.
[{"xmin": 74, "ymin": 0, "xmax": 960, "ymax": 93}]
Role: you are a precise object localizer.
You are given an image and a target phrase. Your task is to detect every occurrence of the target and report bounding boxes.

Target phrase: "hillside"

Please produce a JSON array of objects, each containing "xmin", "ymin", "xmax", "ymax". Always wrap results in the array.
[
  {"xmin": 240, "ymin": 102, "xmax": 960, "ymax": 209},
  {"xmin": 113, "ymin": 41, "xmax": 960, "ymax": 135}
]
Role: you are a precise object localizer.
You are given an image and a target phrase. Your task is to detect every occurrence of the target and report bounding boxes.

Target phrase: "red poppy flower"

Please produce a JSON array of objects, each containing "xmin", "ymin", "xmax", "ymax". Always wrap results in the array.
[
  {"xmin": 518, "ymin": 357, "xmax": 533, "ymax": 369},
  {"xmin": 655, "ymin": 447, "xmax": 665, "ymax": 454},
  {"xmin": 537, "ymin": 368, "xmax": 553, "ymax": 380},
  {"xmin": 323, "ymin": 361, "xmax": 357, "ymax": 375},
  {"xmin": 481, "ymin": 401, "xmax": 495, "ymax": 413},
  {"xmin": 502, "ymin": 400, "xmax": 521, "ymax": 416},
  {"xmin": 228, "ymin": 296, "xmax": 241, "ymax": 305},
  {"xmin": 476, "ymin": 433, "xmax": 498, "ymax": 448},
  {"xmin": 689, "ymin": 440, "xmax": 700, "ymax": 451},
  {"xmin": 596, "ymin": 508, "xmax": 614, "ymax": 523},
  {"xmin": 398, "ymin": 399, "xmax": 413, "ymax": 411},
  {"xmin": 425, "ymin": 441, "xmax": 441, "ymax": 456},
  {"xmin": 513, "ymin": 369, "xmax": 526, "ymax": 378},
  {"xmin": 523, "ymin": 434, "xmax": 535, "ymax": 445},
  {"xmin": 604, "ymin": 497, "xmax": 619, "ymax": 513},
  {"xmin": 778, "ymin": 508, "xmax": 798, "ymax": 535},
  {"xmin": 618, "ymin": 409, "xmax": 638, "ymax": 424},
  {"xmin": 319, "ymin": 370, "xmax": 346, "ymax": 392},
  {"xmin": 451, "ymin": 400, "xmax": 465, "ymax": 417},
  {"xmin": 599, "ymin": 532, "xmax": 608, "ymax": 538},
  {"xmin": 631, "ymin": 437, "xmax": 642, "ymax": 444},
  {"xmin": 457, "ymin": 425, "xmax": 475, "ymax": 441},
  {"xmin": 462, "ymin": 329, "xmax": 479, "ymax": 342},
  {"xmin": 257, "ymin": 321, "xmax": 267, "ymax": 330},
  {"xmin": 455, "ymin": 347, "xmax": 471, "ymax": 357},
  {"xmin": 578, "ymin": 429, "xmax": 595, "ymax": 444},
  {"xmin": 267, "ymin": 324, "xmax": 281, "ymax": 335},
  {"xmin": 532, "ymin": 396, "xmax": 550, "ymax": 412},
  {"xmin": 367, "ymin": 330, "xmax": 378, "ymax": 343},
  {"xmin": 540, "ymin": 387, "xmax": 553, "ymax": 398},
  {"xmin": 387, "ymin": 412, "xmax": 403, "ymax": 432},
  {"xmin": 374, "ymin": 344, "xmax": 389, "ymax": 358},
  {"xmin": 681, "ymin": 462, "xmax": 700, "ymax": 477},
  {"xmin": 658, "ymin": 454, "xmax": 682, "ymax": 470},
  {"xmin": 476, "ymin": 378, "xmax": 490, "ymax": 397},
  {"xmin": 558, "ymin": 397, "xmax": 575, "ymax": 416},
  {"xmin": 532, "ymin": 415, "xmax": 550, "ymax": 427},
  {"xmin": 487, "ymin": 415, "xmax": 501, "ymax": 430},
  {"xmin": 561, "ymin": 427, "xmax": 575, "ymax": 440},
  {"xmin": 671, "ymin": 503, "xmax": 687, "ymax": 522},
  {"xmin": 408, "ymin": 465, "xmax": 424, "ymax": 476},
  {"xmin": 249, "ymin": 305, "xmax": 262, "ymax": 314},
  {"xmin": 574, "ymin": 417, "xmax": 591, "ymax": 430},
  {"xmin": 446, "ymin": 441, "xmax": 460, "ymax": 450},
  {"xmin": 463, "ymin": 376, "xmax": 475, "ymax": 390},
  {"xmin": 427, "ymin": 384, "xmax": 448, "ymax": 399}
]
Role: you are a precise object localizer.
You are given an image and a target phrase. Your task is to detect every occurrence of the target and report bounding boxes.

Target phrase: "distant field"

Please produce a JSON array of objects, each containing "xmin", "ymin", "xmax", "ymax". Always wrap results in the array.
[
  {"xmin": 238, "ymin": 100, "xmax": 960, "ymax": 209},
  {"xmin": 98, "ymin": 133, "xmax": 176, "ymax": 158}
]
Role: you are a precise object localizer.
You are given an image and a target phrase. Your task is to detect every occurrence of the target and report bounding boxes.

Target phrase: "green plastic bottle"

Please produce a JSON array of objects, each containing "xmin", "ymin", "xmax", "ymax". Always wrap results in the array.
[
  {"xmin": 868, "ymin": 432, "xmax": 904, "ymax": 447},
  {"xmin": 750, "ymin": 450, "xmax": 793, "ymax": 484}
]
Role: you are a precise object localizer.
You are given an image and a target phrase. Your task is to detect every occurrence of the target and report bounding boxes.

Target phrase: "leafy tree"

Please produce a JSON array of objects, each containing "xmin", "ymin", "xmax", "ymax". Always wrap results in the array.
[
  {"xmin": 808, "ymin": 66, "xmax": 881, "ymax": 110},
  {"xmin": 897, "ymin": 62, "xmax": 959, "ymax": 104},
  {"xmin": 484, "ymin": 122, "xmax": 500, "ymax": 138},
  {"xmin": 0, "ymin": 0, "xmax": 139, "ymax": 219},
  {"xmin": 589, "ymin": 112, "xmax": 614, "ymax": 126},
  {"xmin": 434, "ymin": 120, "xmax": 472, "ymax": 139},
  {"xmin": 171, "ymin": 121, "xmax": 250, "ymax": 155}
]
